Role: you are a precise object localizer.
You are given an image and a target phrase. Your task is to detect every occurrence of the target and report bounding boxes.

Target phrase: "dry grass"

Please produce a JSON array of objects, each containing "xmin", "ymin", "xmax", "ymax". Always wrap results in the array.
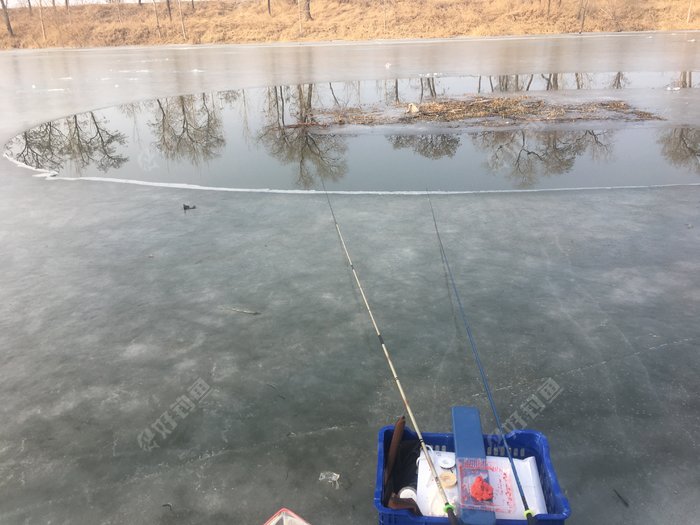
[
  {"xmin": 317, "ymin": 96, "xmax": 663, "ymax": 126},
  {"xmin": 0, "ymin": 0, "xmax": 698, "ymax": 49}
]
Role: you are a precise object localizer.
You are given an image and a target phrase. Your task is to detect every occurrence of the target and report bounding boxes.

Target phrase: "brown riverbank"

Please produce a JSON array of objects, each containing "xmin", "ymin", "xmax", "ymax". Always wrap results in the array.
[{"xmin": 0, "ymin": 0, "xmax": 698, "ymax": 50}]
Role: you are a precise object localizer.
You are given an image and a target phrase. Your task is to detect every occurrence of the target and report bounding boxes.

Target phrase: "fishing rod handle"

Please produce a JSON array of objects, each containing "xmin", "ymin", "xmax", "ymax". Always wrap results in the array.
[{"xmin": 446, "ymin": 508, "xmax": 459, "ymax": 525}]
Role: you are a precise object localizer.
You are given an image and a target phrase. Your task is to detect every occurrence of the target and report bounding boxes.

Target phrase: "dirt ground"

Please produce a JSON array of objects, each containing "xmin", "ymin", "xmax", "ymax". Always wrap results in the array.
[{"xmin": 1, "ymin": 0, "xmax": 698, "ymax": 49}]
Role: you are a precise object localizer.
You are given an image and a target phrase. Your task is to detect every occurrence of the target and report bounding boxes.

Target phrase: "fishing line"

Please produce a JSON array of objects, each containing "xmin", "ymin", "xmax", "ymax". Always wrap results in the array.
[
  {"xmin": 427, "ymin": 193, "xmax": 538, "ymax": 524},
  {"xmin": 319, "ymin": 179, "xmax": 459, "ymax": 525}
]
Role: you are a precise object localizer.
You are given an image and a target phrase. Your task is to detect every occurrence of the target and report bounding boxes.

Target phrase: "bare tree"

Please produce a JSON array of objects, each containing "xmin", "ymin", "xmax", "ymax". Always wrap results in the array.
[
  {"xmin": 38, "ymin": 0, "xmax": 47, "ymax": 41},
  {"xmin": 302, "ymin": 0, "xmax": 311, "ymax": 21},
  {"xmin": 175, "ymin": 0, "xmax": 186, "ymax": 38},
  {"xmin": 493, "ymin": 75, "xmax": 533, "ymax": 93},
  {"xmin": 611, "ymin": 72, "xmax": 628, "ymax": 89},
  {"xmin": 0, "ymin": 0, "xmax": 13, "ymax": 37},
  {"xmin": 111, "ymin": 0, "xmax": 123, "ymax": 23},
  {"xmin": 151, "ymin": 0, "xmax": 161, "ymax": 37},
  {"xmin": 542, "ymin": 73, "xmax": 562, "ymax": 90},
  {"xmin": 579, "ymin": 0, "xmax": 590, "ymax": 33},
  {"xmin": 679, "ymin": 71, "xmax": 693, "ymax": 88},
  {"xmin": 575, "ymin": 72, "xmax": 585, "ymax": 89}
]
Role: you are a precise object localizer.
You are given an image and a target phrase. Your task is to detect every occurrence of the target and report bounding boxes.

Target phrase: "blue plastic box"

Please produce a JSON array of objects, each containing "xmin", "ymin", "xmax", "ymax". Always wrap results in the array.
[{"xmin": 375, "ymin": 426, "xmax": 571, "ymax": 525}]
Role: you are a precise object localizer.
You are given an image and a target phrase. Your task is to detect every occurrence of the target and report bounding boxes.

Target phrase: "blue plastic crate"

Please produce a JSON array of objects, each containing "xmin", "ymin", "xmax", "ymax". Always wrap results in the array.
[{"xmin": 375, "ymin": 426, "xmax": 571, "ymax": 525}]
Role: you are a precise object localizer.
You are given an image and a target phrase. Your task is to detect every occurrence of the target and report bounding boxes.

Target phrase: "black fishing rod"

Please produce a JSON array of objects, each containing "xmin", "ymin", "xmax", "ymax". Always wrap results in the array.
[
  {"xmin": 427, "ymin": 193, "xmax": 538, "ymax": 525},
  {"xmin": 320, "ymin": 180, "xmax": 459, "ymax": 525}
]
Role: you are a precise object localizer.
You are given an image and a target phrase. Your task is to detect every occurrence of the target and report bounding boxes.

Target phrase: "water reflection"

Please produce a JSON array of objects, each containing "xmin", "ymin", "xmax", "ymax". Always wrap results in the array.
[
  {"xmin": 4, "ymin": 75, "xmax": 700, "ymax": 192},
  {"xmin": 473, "ymin": 71, "xmax": 694, "ymax": 92},
  {"xmin": 658, "ymin": 128, "xmax": 700, "ymax": 174},
  {"xmin": 148, "ymin": 94, "xmax": 225, "ymax": 165},
  {"xmin": 387, "ymin": 135, "xmax": 461, "ymax": 160},
  {"xmin": 13, "ymin": 112, "xmax": 128, "ymax": 174},
  {"xmin": 472, "ymin": 130, "xmax": 612, "ymax": 188},
  {"xmin": 258, "ymin": 84, "xmax": 347, "ymax": 189}
]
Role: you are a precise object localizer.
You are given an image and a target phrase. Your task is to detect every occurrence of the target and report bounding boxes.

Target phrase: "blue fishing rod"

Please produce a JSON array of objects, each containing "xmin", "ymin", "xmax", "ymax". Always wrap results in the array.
[{"xmin": 427, "ymin": 193, "xmax": 538, "ymax": 525}]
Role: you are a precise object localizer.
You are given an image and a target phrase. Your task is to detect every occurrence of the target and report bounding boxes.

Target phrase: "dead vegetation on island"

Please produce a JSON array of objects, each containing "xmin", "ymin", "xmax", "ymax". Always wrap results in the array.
[{"xmin": 321, "ymin": 96, "xmax": 662, "ymax": 127}]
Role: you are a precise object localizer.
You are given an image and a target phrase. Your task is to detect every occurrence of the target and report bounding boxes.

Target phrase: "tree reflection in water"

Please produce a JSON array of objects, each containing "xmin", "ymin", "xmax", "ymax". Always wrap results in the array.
[
  {"xmin": 387, "ymin": 134, "xmax": 461, "ymax": 160},
  {"xmin": 471, "ymin": 129, "xmax": 612, "ymax": 188},
  {"xmin": 257, "ymin": 84, "xmax": 347, "ymax": 189},
  {"xmin": 12, "ymin": 121, "xmax": 66, "ymax": 173},
  {"xmin": 148, "ymin": 94, "xmax": 225, "ymax": 165},
  {"xmin": 5, "ymin": 77, "xmax": 699, "ymax": 191},
  {"xmin": 9, "ymin": 112, "xmax": 127, "ymax": 174},
  {"xmin": 658, "ymin": 128, "xmax": 700, "ymax": 174},
  {"xmin": 64, "ymin": 113, "xmax": 128, "ymax": 172}
]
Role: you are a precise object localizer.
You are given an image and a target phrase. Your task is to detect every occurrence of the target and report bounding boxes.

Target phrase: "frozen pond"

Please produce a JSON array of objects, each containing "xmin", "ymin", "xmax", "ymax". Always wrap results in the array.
[
  {"xmin": 0, "ymin": 34, "xmax": 699, "ymax": 525},
  {"xmin": 4, "ymin": 72, "xmax": 699, "ymax": 192}
]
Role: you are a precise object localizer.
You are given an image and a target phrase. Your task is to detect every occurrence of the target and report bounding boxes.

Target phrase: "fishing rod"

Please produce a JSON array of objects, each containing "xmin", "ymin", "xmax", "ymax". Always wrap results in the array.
[
  {"xmin": 320, "ymin": 180, "xmax": 459, "ymax": 525},
  {"xmin": 427, "ymin": 193, "xmax": 538, "ymax": 525}
]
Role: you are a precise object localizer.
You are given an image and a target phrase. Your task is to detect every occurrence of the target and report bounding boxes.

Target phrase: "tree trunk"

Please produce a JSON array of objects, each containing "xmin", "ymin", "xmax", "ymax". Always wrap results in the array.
[
  {"xmin": 38, "ymin": 0, "xmax": 47, "ymax": 41},
  {"xmin": 267, "ymin": 0, "xmax": 271, "ymax": 16},
  {"xmin": 151, "ymin": 0, "xmax": 161, "ymax": 37},
  {"xmin": 165, "ymin": 0, "xmax": 172, "ymax": 20},
  {"xmin": 303, "ymin": 0, "xmax": 311, "ymax": 20},
  {"xmin": 297, "ymin": 0, "xmax": 302, "ymax": 32},
  {"xmin": 176, "ymin": 0, "xmax": 186, "ymax": 39},
  {"xmin": 689, "ymin": 0, "xmax": 694, "ymax": 22},
  {"xmin": 190, "ymin": 0, "xmax": 194, "ymax": 10},
  {"xmin": 28, "ymin": 0, "xmax": 33, "ymax": 15},
  {"xmin": 0, "ymin": 0, "xmax": 13, "ymax": 36},
  {"xmin": 579, "ymin": 0, "xmax": 589, "ymax": 34}
]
